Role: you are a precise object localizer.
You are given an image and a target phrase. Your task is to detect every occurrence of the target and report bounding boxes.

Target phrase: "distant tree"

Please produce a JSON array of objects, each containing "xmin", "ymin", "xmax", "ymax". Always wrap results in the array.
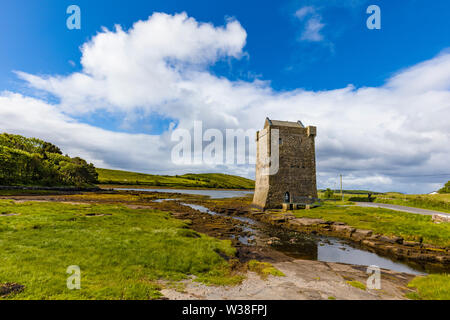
[
  {"xmin": 41, "ymin": 141, "xmax": 62, "ymax": 155},
  {"xmin": 324, "ymin": 188, "xmax": 334, "ymax": 199},
  {"xmin": 439, "ymin": 181, "xmax": 450, "ymax": 194},
  {"xmin": 0, "ymin": 133, "xmax": 98, "ymax": 187}
]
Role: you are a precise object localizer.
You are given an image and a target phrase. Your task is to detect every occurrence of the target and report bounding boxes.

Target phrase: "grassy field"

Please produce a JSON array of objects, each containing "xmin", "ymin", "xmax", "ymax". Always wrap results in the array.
[
  {"xmin": 0, "ymin": 189, "xmax": 67, "ymax": 196},
  {"xmin": 407, "ymin": 274, "xmax": 450, "ymax": 300},
  {"xmin": 96, "ymin": 168, "xmax": 255, "ymax": 189},
  {"xmin": 292, "ymin": 204, "xmax": 450, "ymax": 247},
  {"xmin": 0, "ymin": 200, "xmax": 241, "ymax": 299}
]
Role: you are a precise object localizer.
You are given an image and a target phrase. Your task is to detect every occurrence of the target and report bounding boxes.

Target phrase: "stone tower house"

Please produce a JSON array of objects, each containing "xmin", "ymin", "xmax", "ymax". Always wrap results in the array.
[{"xmin": 252, "ymin": 118, "xmax": 317, "ymax": 209}]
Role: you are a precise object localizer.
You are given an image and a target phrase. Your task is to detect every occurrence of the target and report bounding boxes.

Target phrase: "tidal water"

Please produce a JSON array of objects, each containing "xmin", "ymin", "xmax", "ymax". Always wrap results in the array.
[
  {"xmin": 147, "ymin": 190, "xmax": 429, "ymax": 274},
  {"xmin": 182, "ymin": 203, "xmax": 426, "ymax": 275},
  {"xmin": 115, "ymin": 187, "xmax": 254, "ymax": 199}
]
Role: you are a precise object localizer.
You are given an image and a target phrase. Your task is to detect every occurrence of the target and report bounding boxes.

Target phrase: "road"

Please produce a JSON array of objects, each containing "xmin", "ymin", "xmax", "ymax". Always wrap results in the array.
[{"xmin": 356, "ymin": 202, "xmax": 450, "ymax": 217}]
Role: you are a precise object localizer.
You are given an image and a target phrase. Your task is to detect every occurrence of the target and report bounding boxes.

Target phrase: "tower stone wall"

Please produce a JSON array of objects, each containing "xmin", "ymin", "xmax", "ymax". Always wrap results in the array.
[{"xmin": 253, "ymin": 118, "xmax": 317, "ymax": 209}]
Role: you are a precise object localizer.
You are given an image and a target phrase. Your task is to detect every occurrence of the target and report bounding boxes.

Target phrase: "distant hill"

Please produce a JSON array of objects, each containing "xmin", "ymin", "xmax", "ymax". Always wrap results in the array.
[
  {"xmin": 97, "ymin": 168, "xmax": 255, "ymax": 189},
  {"xmin": 318, "ymin": 189, "xmax": 384, "ymax": 195},
  {"xmin": 0, "ymin": 133, "xmax": 98, "ymax": 187}
]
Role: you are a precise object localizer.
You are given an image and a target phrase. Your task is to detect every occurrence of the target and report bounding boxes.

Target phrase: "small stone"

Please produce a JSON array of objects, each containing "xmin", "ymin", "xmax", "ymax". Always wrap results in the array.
[
  {"xmin": 352, "ymin": 229, "xmax": 373, "ymax": 239},
  {"xmin": 270, "ymin": 216, "xmax": 286, "ymax": 223},
  {"xmin": 379, "ymin": 236, "xmax": 402, "ymax": 244},
  {"xmin": 332, "ymin": 225, "xmax": 356, "ymax": 234},
  {"xmin": 289, "ymin": 217, "xmax": 326, "ymax": 226},
  {"xmin": 432, "ymin": 214, "xmax": 450, "ymax": 223},
  {"xmin": 436, "ymin": 256, "xmax": 450, "ymax": 263},
  {"xmin": 403, "ymin": 241, "xmax": 421, "ymax": 247},
  {"xmin": 362, "ymin": 240, "xmax": 377, "ymax": 247}
]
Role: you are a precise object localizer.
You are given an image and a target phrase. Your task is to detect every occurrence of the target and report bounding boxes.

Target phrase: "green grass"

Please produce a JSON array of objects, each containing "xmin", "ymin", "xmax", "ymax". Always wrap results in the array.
[
  {"xmin": 0, "ymin": 200, "xmax": 240, "ymax": 299},
  {"xmin": 291, "ymin": 204, "xmax": 450, "ymax": 247},
  {"xmin": 96, "ymin": 168, "xmax": 254, "ymax": 189},
  {"xmin": 247, "ymin": 260, "xmax": 285, "ymax": 279},
  {"xmin": 318, "ymin": 190, "xmax": 450, "ymax": 213},
  {"xmin": 375, "ymin": 193, "xmax": 450, "ymax": 213},
  {"xmin": 346, "ymin": 280, "xmax": 366, "ymax": 290},
  {"xmin": 0, "ymin": 189, "xmax": 66, "ymax": 196},
  {"xmin": 407, "ymin": 274, "xmax": 450, "ymax": 300}
]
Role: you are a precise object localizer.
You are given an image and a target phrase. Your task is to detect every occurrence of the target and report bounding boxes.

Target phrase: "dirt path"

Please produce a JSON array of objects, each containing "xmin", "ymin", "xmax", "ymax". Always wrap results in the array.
[
  {"xmin": 357, "ymin": 202, "xmax": 450, "ymax": 216},
  {"xmin": 161, "ymin": 259, "xmax": 415, "ymax": 300}
]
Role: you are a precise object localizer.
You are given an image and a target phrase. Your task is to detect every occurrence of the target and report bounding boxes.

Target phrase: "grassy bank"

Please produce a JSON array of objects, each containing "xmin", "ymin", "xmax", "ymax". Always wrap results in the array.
[
  {"xmin": 407, "ymin": 274, "xmax": 450, "ymax": 300},
  {"xmin": 319, "ymin": 190, "xmax": 450, "ymax": 213},
  {"xmin": 291, "ymin": 204, "xmax": 450, "ymax": 247},
  {"xmin": 375, "ymin": 193, "xmax": 450, "ymax": 213},
  {"xmin": 0, "ymin": 200, "xmax": 240, "ymax": 299},
  {"xmin": 97, "ymin": 168, "xmax": 255, "ymax": 189}
]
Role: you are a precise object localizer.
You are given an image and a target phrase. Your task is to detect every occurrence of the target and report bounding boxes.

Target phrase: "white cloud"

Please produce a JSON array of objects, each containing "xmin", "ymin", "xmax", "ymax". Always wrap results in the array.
[
  {"xmin": 16, "ymin": 12, "xmax": 247, "ymax": 116},
  {"xmin": 295, "ymin": 6, "xmax": 316, "ymax": 19},
  {"xmin": 2, "ymin": 12, "xmax": 450, "ymax": 193},
  {"xmin": 294, "ymin": 6, "xmax": 325, "ymax": 42},
  {"xmin": 300, "ymin": 16, "xmax": 325, "ymax": 42}
]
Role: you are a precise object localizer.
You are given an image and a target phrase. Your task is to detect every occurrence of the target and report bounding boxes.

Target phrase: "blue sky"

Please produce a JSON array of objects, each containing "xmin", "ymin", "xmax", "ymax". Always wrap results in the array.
[
  {"xmin": 1, "ymin": 0, "xmax": 450, "ymax": 193},
  {"xmin": 2, "ymin": 0, "xmax": 449, "ymax": 97}
]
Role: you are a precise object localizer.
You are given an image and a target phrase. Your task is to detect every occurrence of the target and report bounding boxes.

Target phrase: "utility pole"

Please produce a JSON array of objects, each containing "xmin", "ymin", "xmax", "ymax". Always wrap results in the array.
[{"xmin": 340, "ymin": 174, "xmax": 343, "ymax": 202}]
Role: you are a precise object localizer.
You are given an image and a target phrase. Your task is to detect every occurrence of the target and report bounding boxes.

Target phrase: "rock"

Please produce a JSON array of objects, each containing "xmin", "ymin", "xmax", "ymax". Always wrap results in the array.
[
  {"xmin": 392, "ymin": 236, "xmax": 404, "ymax": 244},
  {"xmin": 332, "ymin": 225, "xmax": 356, "ymax": 234},
  {"xmin": 283, "ymin": 213, "xmax": 296, "ymax": 220},
  {"xmin": 332, "ymin": 221, "xmax": 346, "ymax": 226},
  {"xmin": 415, "ymin": 253, "xmax": 436, "ymax": 262},
  {"xmin": 368, "ymin": 234, "xmax": 381, "ymax": 240},
  {"xmin": 269, "ymin": 216, "xmax": 287, "ymax": 223},
  {"xmin": 0, "ymin": 283, "xmax": 24, "ymax": 297},
  {"xmin": 352, "ymin": 229, "xmax": 373, "ymax": 239},
  {"xmin": 362, "ymin": 240, "xmax": 377, "ymax": 247},
  {"xmin": 432, "ymin": 214, "xmax": 450, "ymax": 223},
  {"xmin": 379, "ymin": 236, "xmax": 403, "ymax": 244},
  {"xmin": 267, "ymin": 237, "xmax": 280, "ymax": 245},
  {"xmin": 289, "ymin": 218, "xmax": 326, "ymax": 227},
  {"xmin": 390, "ymin": 247, "xmax": 405, "ymax": 254},
  {"xmin": 436, "ymin": 255, "xmax": 450, "ymax": 263},
  {"xmin": 403, "ymin": 241, "xmax": 421, "ymax": 247}
]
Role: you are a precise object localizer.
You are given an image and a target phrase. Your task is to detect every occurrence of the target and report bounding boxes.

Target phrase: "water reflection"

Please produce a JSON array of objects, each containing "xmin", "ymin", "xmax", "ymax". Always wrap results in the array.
[{"xmin": 184, "ymin": 203, "xmax": 427, "ymax": 275}]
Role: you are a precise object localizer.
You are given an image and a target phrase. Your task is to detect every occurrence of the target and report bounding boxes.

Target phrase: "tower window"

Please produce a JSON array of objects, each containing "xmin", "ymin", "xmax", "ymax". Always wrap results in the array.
[{"xmin": 284, "ymin": 192, "xmax": 290, "ymax": 203}]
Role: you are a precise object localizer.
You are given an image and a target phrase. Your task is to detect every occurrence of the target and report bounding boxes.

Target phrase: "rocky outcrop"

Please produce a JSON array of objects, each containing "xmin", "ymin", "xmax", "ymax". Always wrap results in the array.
[{"xmin": 433, "ymin": 214, "xmax": 450, "ymax": 224}]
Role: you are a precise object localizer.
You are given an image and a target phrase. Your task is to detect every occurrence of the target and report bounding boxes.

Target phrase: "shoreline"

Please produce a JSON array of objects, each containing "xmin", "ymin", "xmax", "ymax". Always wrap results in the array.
[{"xmin": 100, "ymin": 184, "xmax": 255, "ymax": 192}]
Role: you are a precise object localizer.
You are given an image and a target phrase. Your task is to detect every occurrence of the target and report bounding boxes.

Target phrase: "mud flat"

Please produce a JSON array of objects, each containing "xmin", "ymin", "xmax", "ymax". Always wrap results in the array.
[{"xmin": 161, "ymin": 259, "xmax": 416, "ymax": 300}]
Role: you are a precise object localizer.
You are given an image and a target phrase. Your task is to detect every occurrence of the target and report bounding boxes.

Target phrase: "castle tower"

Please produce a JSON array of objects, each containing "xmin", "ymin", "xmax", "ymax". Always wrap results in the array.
[{"xmin": 252, "ymin": 118, "xmax": 317, "ymax": 209}]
